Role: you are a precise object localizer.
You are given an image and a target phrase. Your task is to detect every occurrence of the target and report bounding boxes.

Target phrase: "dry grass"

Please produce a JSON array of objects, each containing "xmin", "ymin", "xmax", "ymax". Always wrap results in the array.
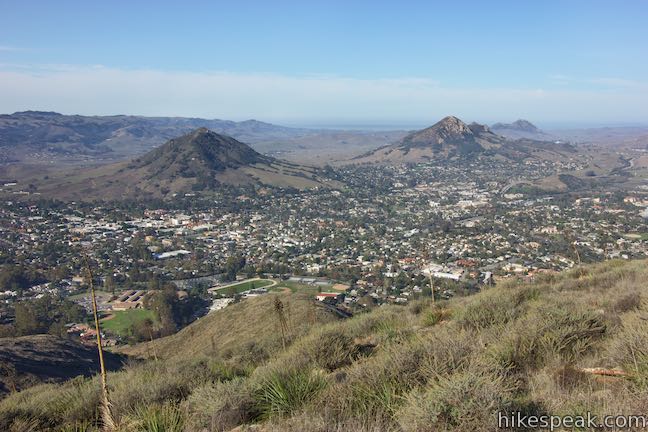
[
  {"xmin": 1, "ymin": 259, "xmax": 648, "ymax": 431},
  {"xmin": 121, "ymin": 292, "xmax": 339, "ymax": 361}
]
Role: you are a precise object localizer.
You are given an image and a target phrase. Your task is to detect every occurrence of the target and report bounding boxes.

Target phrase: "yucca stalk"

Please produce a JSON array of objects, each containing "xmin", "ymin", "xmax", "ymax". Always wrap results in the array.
[
  {"xmin": 274, "ymin": 296, "xmax": 288, "ymax": 350},
  {"xmin": 429, "ymin": 273, "xmax": 436, "ymax": 304},
  {"xmin": 84, "ymin": 256, "xmax": 116, "ymax": 431},
  {"xmin": 566, "ymin": 230, "xmax": 585, "ymax": 277},
  {"xmin": 423, "ymin": 248, "xmax": 435, "ymax": 303}
]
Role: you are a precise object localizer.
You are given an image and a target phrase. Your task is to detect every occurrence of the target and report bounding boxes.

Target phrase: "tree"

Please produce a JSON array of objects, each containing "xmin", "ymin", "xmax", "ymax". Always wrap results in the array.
[
  {"xmin": 104, "ymin": 274, "xmax": 116, "ymax": 294},
  {"xmin": 13, "ymin": 296, "xmax": 87, "ymax": 337},
  {"xmin": 147, "ymin": 276, "xmax": 162, "ymax": 291},
  {"xmin": 146, "ymin": 287, "xmax": 178, "ymax": 336},
  {"xmin": 48, "ymin": 320, "xmax": 67, "ymax": 338},
  {"xmin": 187, "ymin": 281, "xmax": 208, "ymax": 298},
  {"xmin": 130, "ymin": 318, "xmax": 157, "ymax": 343},
  {"xmin": 223, "ymin": 254, "xmax": 246, "ymax": 282},
  {"xmin": 395, "ymin": 272, "xmax": 410, "ymax": 290},
  {"xmin": 14, "ymin": 302, "xmax": 44, "ymax": 335},
  {"xmin": 0, "ymin": 324, "xmax": 15, "ymax": 338},
  {"xmin": 0, "ymin": 265, "xmax": 41, "ymax": 294}
]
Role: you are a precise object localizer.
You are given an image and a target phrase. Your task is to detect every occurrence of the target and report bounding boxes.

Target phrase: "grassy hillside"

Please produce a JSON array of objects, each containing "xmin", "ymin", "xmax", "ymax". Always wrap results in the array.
[
  {"xmin": 1, "ymin": 260, "xmax": 647, "ymax": 431},
  {"xmin": 120, "ymin": 292, "xmax": 340, "ymax": 361}
]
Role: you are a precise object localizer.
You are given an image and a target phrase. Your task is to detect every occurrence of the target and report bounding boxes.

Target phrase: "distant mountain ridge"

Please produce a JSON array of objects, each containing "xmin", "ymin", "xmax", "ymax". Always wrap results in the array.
[{"xmin": 0, "ymin": 111, "xmax": 309, "ymax": 163}]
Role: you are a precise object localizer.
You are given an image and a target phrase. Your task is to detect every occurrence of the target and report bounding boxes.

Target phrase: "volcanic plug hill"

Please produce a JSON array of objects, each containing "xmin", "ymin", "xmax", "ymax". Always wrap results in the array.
[
  {"xmin": 492, "ymin": 119, "xmax": 540, "ymax": 133},
  {"xmin": 131, "ymin": 127, "xmax": 272, "ymax": 177},
  {"xmin": 34, "ymin": 128, "xmax": 337, "ymax": 200},
  {"xmin": 491, "ymin": 119, "xmax": 551, "ymax": 140},
  {"xmin": 352, "ymin": 115, "xmax": 573, "ymax": 164}
]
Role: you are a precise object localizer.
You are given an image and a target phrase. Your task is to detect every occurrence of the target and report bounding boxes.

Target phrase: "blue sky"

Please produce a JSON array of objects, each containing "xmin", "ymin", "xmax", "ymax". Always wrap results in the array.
[{"xmin": 1, "ymin": 0, "xmax": 647, "ymax": 127}]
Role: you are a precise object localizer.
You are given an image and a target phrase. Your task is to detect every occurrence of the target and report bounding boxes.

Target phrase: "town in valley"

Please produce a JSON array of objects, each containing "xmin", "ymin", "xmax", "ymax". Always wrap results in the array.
[{"xmin": 1, "ymin": 116, "xmax": 647, "ymax": 345}]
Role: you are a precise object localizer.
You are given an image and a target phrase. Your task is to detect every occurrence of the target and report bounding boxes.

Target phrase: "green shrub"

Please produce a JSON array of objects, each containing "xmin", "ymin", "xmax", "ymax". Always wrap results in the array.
[
  {"xmin": 254, "ymin": 368, "xmax": 327, "ymax": 419},
  {"xmin": 183, "ymin": 378, "xmax": 255, "ymax": 432},
  {"xmin": 108, "ymin": 358, "xmax": 223, "ymax": 419},
  {"xmin": 485, "ymin": 323, "xmax": 547, "ymax": 376},
  {"xmin": 7, "ymin": 417, "xmax": 43, "ymax": 432},
  {"xmin": 349, "ymin": 380, "xmax": 403, "ymax": 420},
  {"xmin": 458, "ymin": 286, "xmax": 538, "ymax": 330},
  {"xmin": 129, "ymin": 403, "xmax": 184, "ymax": 432},
  {"xmin": 417, "ymin": 330, "xmax": 476, "ymax": 380},
  {"xmin": 612, "ymin": 292, "xmax": 643, "ymax": 313},
  {"xmin": 317, "ymin": 329, "xmax": 476, "ymax": 427},
  {"xmin": 0, "ymin": 378, "xmax": 100, "ymax": 429},
  {"xmin": 341, "ymin": 307, "xmax": 410, "ymax": 341},
  {"xmin": 484, "ymin": 306, "xmax": 606, "ymax": 377},
  {"xmin": 607, "ymin": 313, "xmax": 648, "ymax": 389},
  {"xmin": 397, "ymin": 371, "xmax": 514, "ymax": 432},
  {"xmin": 287, "ymin": 328, "xmax": 362, "ymax": 371},
  {"xmin": 207, "ymin": 360, "xmax": 251, "ymax": 381},
  {"xmin": 421, "ymin": 307, "xmax": 452, "ymax": 327},
  {"xmin": 541, "ymin": 308, "xmax": 606, "ymax": 362}
]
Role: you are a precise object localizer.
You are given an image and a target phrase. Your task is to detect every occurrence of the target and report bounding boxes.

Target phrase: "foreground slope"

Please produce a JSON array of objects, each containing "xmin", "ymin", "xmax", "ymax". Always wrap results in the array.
[
  {"xmin": 1, "ymin": 260, "xmax": 647, "ymax": 431},
  {"xmin": 30, "ymin": 128, "xmax": 338, "ymax": 200}
]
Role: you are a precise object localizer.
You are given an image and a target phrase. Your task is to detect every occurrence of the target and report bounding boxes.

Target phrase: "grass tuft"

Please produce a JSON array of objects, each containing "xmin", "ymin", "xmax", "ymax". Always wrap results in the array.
[
  {"xmin": 129, "ymin": 403, "xmax": 185, "ymax": 432},
  {"xmin": 254, "ymin": 368, "xmax": 327, "ymax": 419}
]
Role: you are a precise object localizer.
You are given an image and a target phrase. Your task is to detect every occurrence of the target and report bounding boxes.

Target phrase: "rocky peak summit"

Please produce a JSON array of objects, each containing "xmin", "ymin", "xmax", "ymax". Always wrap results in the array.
[{"xmin": 400, "ymin": 116, "xmax": 481, "ymax": 152}]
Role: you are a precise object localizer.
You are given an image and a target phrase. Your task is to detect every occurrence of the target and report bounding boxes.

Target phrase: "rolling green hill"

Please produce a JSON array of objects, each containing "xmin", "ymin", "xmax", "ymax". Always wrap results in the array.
[{"xmin": 1, "ymin": 260, "xmax": 647, "ymax": 431}]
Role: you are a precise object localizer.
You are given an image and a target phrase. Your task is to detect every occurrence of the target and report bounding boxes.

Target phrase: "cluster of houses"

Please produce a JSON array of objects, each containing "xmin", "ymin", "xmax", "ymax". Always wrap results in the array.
[{"xmin": 1, "ymin": 155, "xmax": 647, "ymax": 323}]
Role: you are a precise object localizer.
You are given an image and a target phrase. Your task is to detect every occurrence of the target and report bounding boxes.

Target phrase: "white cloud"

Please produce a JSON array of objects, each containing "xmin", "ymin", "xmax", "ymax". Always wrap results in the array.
[{"xmin": 0, "ymin": 65, "xmax": 646, "ymax": 125}]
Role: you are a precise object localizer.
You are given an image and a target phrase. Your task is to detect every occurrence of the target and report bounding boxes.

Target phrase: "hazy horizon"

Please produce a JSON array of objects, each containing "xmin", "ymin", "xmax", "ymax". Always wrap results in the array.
[{"xmin": 4, "ymin": 109, "xmax": 647, "ymax": 132}]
